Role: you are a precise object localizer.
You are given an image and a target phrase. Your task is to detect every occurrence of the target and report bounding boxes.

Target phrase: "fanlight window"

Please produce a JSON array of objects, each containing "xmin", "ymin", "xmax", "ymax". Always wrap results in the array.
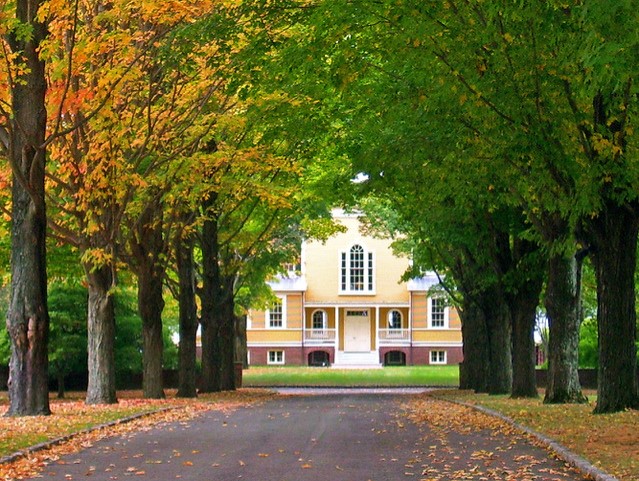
[{"xmin": 340, "ymin": 244, "xmax": 374, "ymax": 293}]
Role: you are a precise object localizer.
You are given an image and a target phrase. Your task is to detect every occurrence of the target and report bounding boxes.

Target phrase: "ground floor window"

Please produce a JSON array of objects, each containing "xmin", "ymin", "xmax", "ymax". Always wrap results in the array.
[
  {"xmin": 268, "ymin": 350, "xmax": 285, "ymax": 365},
  {"xmin": 430, "ymin": 350, "xmax": 447, "ymax": 365},
  {"xmin": 384, "ymin": 350, "xmax": 406, "ymax": 366},
  {"xmin": 308, "ymin": 350, "xmax": 330, "ymax": 366}
]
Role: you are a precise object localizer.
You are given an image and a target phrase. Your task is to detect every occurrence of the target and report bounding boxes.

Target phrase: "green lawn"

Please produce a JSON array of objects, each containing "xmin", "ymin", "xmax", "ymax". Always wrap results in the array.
[{"xmin": 242, "ymin": 365, "xmax": 459, "ymax": 387}]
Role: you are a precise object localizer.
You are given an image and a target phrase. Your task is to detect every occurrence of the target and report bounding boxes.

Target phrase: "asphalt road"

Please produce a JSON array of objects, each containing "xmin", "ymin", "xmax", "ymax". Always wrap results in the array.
[{"xmin": 33, "ymin": 391, "xmax": 590, "ymax": 481}]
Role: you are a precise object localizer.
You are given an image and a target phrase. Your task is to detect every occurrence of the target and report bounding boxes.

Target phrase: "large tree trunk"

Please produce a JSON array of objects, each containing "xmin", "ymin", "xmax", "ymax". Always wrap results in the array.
[
  {"xmin": 199, "ymin": 208, "xmax": 222, "ymax": 393},
  {"xmin": 132, "ymin": 206, "xmax": 166, "ymax": 399},
  {"xmin": 458, "ymin": 297, "xmax": 489, "ymax": 392},
  {"xmin": 589, "ymin": 202, "xmax": 639, "ymax": 413},
  {"xmin": 216, "ymin": 278, "xmax": 236, "ymax": 391},
  {"xmin": 138, "ymin": 265, "xmax": 165, "ymax": 399},
  {"xmin": 5, "ymin": 0, "xmax": 50, "ymax": 416},
  {"xmin": 510, "ymin": 239, "xmax": 544, "ymax": 399},
  {"xmin": 510, "ymin": 286, "xmax": 541, "ymax": 398},
  {"xmin": 483, "ymin": 291, "xmax": 512, "ymax": 395},
  {"xmin": 543, "ymin": 253, "xmax": 587, "ymax": 404},
  {"xmin": 84, "ymin": 263, "xmax": 118, "ymax": 404},
  {"xmin": 176, "ymin": 234, "xmax": 198, "ymax": 398}
]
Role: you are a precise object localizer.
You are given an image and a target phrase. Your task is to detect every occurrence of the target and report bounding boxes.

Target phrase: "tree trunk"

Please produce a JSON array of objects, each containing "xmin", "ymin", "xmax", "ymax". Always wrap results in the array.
[
  {"xmin": 176, "ymin": 234, "xmax": 198, "ymax": 398},
  {"xmin": 510, "ymin": 285, "xmax": 541, "ymax": 398},
  {"xmin": 84, "ymin": 263, "xmax": 118, "ymax": 404},
  {"xmin": 216, "ymin": 279, "xmax": 236, "ymax": 391},
  {"xmin": 543, "ymin": 253, "xmax": 587, "ymax": 404},
  {"xmin": 199, "ymin": 209, "xmax": 222, "ymax": 393},
  {"xmin": 131, "ymin": 206, "xmax": 166, "ymax": 400},
  {"xmin": 57, "ymin": 370, "xmax": 65, "ymax": 399},
  {"xmin": 138, "ymin": 265, "xmax": 165, "ymax": 399},
  {"xmin": 458, "ymin": 297, "xmax": 489, "ymax": 392},
  {"xmin": 510, "ymin": 240, "xmax": 543, "ymax": 398},
  {"xmin": 589, "ymin": 202, "xmax": 639, "ymax": 413},
  {"xmin": 235, "ymin": 315, "xmax": 248, "ymax": 369},
  {"xmin": 5, "ymin": 0, "xmax": 50, "ymax": 417},
  {"xmin": 483, "ymin": 291, "xmax": 512, "ymax": 395}
]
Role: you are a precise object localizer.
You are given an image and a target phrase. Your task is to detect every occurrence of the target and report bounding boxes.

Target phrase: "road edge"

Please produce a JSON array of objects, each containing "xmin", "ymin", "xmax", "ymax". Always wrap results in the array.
[{"xmin": 436, "ymin": 396, "xmax": 619, "ymax": 481}]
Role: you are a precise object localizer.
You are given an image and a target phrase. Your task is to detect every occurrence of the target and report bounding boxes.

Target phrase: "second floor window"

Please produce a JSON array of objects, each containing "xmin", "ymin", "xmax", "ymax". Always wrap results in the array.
[
  {"xmin": 340, "ymin": 244, "xmax": 374, "ymax": 293},
  {"xmin": 268, "ymin": 298, "xmax": 284, "ymax": 328},
  {"xmin": 429, "ymin": 297, "xmax": 448, "ymax": 328}
]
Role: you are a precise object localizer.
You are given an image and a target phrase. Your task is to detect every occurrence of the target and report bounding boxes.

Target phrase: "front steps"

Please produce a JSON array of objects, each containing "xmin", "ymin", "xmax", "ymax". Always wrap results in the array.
[{"xmin": 333, "ymin": 351, "xmax": 382, "ymax": 369}]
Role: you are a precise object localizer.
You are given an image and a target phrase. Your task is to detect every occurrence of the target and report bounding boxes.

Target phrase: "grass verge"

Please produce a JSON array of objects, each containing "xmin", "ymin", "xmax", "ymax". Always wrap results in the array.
[
  {"xmin": 435, "ymin": 389, "xmax": 638, "ymax": 481},
  {"xmin": 0, "ymin": 389, "xmax": 274, "ymax": 459},
  {"xmin": 242, "ymin": 365, "xmax": 459, "ymax": 387}
]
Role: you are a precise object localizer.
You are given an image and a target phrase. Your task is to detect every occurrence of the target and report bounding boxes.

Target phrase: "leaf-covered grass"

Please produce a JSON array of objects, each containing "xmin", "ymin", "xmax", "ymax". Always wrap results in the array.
[
  {"xmin": 243, "ymin": 365, "xmax": 459, "ymax": 387},
  {"xmin": 0, "ymin": 389, "xmax": 275, "ymax": 459},
  {"xmin": 435, "ymin": 389, "xmax": 639, "ymax": 481}
]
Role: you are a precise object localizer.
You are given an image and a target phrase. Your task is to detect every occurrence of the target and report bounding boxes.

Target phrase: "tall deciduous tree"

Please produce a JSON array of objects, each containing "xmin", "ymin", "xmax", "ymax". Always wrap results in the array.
[{"xmin": 1, "ymin": 0, "xmax": 50, "ymax": 415}]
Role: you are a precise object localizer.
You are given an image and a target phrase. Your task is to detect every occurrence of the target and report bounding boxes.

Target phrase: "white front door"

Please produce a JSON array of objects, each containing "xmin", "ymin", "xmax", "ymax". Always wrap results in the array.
[{"xmin": 344, "ymin": 310, "xmax": 371, "ymax": 352}]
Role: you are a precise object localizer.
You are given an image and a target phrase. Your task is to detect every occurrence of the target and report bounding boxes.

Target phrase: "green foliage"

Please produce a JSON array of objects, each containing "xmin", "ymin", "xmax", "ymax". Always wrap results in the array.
[
  {"xmin": 48, "ymin": 283, "xmax": 89, "ymax": 377},
  {"xmin": 113, "ymin": 287, "xmax": 143, "ymax": 373},
  {"xmin": 578, "ymin": 318, "xmax": 598, "ymax": 369}
]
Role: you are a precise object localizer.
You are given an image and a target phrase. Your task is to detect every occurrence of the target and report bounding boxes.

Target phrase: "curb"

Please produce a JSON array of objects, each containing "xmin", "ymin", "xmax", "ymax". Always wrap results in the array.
[
  {"xmin": 437, "ymin": 397, "xmax": 619, "ymax": 481},
  {"xmin": 0, "ymin": 407, "xmax": 176, "ymax": 466}
]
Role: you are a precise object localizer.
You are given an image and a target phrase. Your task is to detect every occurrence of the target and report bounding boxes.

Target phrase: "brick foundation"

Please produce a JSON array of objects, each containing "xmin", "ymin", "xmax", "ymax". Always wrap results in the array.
[
  {"xmin": 248, "ymin": 346, "xmax": 337, "ymax": 366},
  {"xmin": 249, "ymin": 346, "xmax": 463, "ymax": 366}
]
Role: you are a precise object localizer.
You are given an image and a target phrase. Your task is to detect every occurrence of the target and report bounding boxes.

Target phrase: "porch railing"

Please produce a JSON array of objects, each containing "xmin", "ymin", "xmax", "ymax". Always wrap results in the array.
[
  {"xmin": 304, "ymin": 328, "xmax": 336, "ymax": 342},
  {"xmin": 378, "ymin": 328, "xmax": 410, "ymax": 343}
]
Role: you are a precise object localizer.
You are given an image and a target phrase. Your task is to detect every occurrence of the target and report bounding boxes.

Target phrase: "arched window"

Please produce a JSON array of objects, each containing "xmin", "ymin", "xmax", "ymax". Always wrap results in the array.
[
  {"xmin": 340, "ymin": 244, "xmax": 374, "ymax": 293},
  {"xmin": 312, "ymin": 310, "xmax": 327, "ymax": 330},
  {"xmin": 388, "ymin": 310, "xmax": 402, "ymax": 329}
]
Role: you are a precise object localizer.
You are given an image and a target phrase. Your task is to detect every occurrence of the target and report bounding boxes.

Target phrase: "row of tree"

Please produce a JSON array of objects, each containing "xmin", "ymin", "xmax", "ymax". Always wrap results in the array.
[
  {"xmin": 242, "ymin": 1, "xmax": 639, "ymax": 413},
  {"xmin": 2, "ymin": 0, "xmax": 637, "ymax": 416},
  {"xmin": 1, "ymin": 0, "xmax": 340, "ymax": 415}
]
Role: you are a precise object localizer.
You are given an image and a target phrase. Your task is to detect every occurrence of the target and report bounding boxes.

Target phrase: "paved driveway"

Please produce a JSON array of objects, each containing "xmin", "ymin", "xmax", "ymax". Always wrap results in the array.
[{"xmin": 33, "ymin": 391, "xmax": 589, "ymax": 481}]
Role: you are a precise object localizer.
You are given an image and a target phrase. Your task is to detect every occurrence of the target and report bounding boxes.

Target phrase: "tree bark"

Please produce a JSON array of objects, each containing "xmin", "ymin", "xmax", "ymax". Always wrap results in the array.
[
  {"xmin": 235, "ymin": 314, "xmax": 248, "ymax": 369},
  {"xmin": 216, "ymin": 278, "xmax": 236, "ymax": 391},
  {"xmin": 176, "ymin": 234, "xmax": 198, "ymax": 398},
  {"xmin": 510, "ymin": 239, "xmax": 544, "ymax": 398},
  {"xmin": 510, "ymin": 285, "xmax": 541, "ymax": 398},
  {"xmin": 84, "ymin": 262, "xmax": 118, "ymax": 404},
  {"xmin": 5, "ymin": 0, "xmax": 51, "ymax": 416},
  {"xmin": 199, "ymin": 209, "xmax": 222, "ymax": 392},
  {"xmin": 483, "ymin": 290, "xmax": 512, "ymax": 395},
  {"xmin": 543, "ymin": 253, "xmax": 587, "ymax": 404},
  {"xmin": 138, "ymin": 264, "xmax": 165, "ymax": 399},
  {"xmin": 131, "ymin": 207, "xmax": 166, "ymax": 399},
  {"xmin": 589, "ymin": 201, "xmax": 639, "ymax": 413},
  {"xmin": 56, "ymin": 370, "xmax": 65, "ymax": 399},
  {"xmin": 458, "ymin": 297, "xmax": 489, "ymax": 392}
]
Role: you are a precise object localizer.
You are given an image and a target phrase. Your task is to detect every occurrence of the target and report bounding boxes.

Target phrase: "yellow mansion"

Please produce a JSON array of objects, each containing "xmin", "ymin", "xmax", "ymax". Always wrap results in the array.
[{"xmin": 247, "ymin": 209, "xmax": 463, "ymax": 367}]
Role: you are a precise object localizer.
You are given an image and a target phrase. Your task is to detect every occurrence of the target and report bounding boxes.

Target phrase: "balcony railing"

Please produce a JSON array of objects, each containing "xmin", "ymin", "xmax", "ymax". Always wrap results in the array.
[
  {"xmin": 304, "ymin": 329, "xmax": 336, "ymax": 343},
  {"xmin": 378, "ymin": 328, "xmax": 410, "ymax": 344}
]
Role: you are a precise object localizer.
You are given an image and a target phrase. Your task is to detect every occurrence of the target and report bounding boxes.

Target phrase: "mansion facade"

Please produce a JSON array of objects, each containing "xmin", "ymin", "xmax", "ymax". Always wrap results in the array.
[{"xmin": 246, "ymin": 209, "xmax": 463, "ymax": 367}]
